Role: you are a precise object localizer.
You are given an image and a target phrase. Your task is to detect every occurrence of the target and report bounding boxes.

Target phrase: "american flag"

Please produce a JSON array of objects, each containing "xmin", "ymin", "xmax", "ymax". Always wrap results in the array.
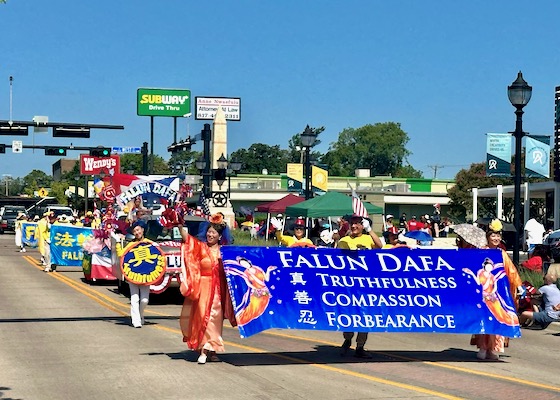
[
  {"xmin": 195, "ymin": 190, "xmax": 211, "ymax": 217},
  {"xmin": 349, "ymin": 184, "xmax": 368, "ymax": 218}
]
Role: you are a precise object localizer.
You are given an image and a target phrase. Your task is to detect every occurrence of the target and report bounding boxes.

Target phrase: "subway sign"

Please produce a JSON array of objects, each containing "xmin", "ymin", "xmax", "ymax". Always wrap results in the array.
[{"xmin": 137, "ymin": 88, "xmax": 191, "ymax": 117}]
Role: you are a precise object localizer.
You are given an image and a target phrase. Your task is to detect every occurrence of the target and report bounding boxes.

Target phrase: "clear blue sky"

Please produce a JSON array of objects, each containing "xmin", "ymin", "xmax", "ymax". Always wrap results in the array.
[{"xmin": 1, "ymin": 1, "xmax": 559, "ymax": 180}]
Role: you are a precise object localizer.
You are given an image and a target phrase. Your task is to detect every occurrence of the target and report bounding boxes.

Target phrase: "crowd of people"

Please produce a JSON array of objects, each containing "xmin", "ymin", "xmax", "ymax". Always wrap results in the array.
[{"xmin": 18, "ymin": 198, "xmax": 560, "ymax": 364}]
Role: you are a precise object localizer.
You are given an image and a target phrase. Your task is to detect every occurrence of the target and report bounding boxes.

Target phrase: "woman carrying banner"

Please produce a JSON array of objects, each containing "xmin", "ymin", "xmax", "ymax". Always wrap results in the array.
[
  {"xmin": 468, "ymin": 219, "xmax": 523, "ymax": 361},
  {"xmin": 179, "ymin": 213, "xmax": 237, "ymax": 364}
]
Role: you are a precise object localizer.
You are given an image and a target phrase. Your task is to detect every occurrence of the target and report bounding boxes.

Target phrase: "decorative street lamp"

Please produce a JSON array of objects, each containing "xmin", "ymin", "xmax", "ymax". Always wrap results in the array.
[
  {"xmin": 508, "ymin": 71, "xmax": 532, "ymax": 266},
  {"xmin": 300, "ymin": 125, "xmax": 317, "ymax": 200},
  {"xmin": 196, "ymin": 153, "xmax": 242, "ymax": 207}
]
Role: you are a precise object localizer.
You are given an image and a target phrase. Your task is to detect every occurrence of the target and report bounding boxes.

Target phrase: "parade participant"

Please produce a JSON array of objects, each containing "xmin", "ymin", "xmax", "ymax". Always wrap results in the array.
[
  {"xmin": 338, "ymin": 215, "xmax": 382, "ymax": 358},
  {"xmin": 179, "ymin": 213, "xmax": 237, "ymax": 364},
  {"xmin": 519, "ymin": 272, "xmax": 560, "ymax": 329},
  {"xmin": 38, "ymin": 212, "xmax": 57, "ymax": 272},
  {"xmin": 14, "ymin": 212, "xmax": 26, "ymax": 252},
  {"xmin": 81, "ymin": 211, "xmax": 94, "ymax": 227},
  {"xmin": 127, "ymin": 220, "xmax": 150, "ymax": 328},
  {"xmin": 271, "ymin": 217, "xmax": 315, "ymax": 248},
  {"xmin": 455, "ymin": 222, "xmax": 522, "ymax": 361}
]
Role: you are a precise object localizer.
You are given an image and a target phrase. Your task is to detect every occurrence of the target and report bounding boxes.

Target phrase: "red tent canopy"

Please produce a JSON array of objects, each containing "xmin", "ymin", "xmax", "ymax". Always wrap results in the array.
[{"xmin": 254, "ymin": 193, "xmax": 305, "ymax": 213}]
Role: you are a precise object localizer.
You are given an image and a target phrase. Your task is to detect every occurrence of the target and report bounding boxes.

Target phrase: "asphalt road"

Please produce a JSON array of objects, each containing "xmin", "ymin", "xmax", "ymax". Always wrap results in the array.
[{"xmin": 0, "ymin": 234, "xmax": 559, "ymax": 400}]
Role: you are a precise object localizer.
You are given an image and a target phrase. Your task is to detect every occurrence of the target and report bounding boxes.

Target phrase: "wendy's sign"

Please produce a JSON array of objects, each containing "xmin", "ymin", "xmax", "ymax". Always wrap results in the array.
[
  {"xmin": 221, "ymin": 247, "xmax": 522, "ymax": 339},
  {"xmin": 80, "ymin": 154, "xmax": 120, "ymax": 175}
]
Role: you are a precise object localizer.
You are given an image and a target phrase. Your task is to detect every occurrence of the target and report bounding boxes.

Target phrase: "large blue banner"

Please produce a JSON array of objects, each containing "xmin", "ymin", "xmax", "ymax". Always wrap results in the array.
[
  {"xmin": 221, "ymin": 247, "xmax": 521, "ymax": 339},
  {"xmin": 50, "ymin": 225, "xmax": 94, "ymax": 266},
  {"xmin": 22, "ymin": 222, "xmax": 38, "ymax": 248}
]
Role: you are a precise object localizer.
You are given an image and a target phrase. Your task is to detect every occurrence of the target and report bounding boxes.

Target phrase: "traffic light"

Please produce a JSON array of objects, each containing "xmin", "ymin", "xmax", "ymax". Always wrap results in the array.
[
  {"xmin": 45, "ymin": 147, "xmax": 67, "ymax": 156},
  {"xmin": 0, "ymin": 144, "xmax": 5, "ymax": 153},
  {"xmin": 89, "ymin": 147, "xmax": 111, "ymax": 157}
]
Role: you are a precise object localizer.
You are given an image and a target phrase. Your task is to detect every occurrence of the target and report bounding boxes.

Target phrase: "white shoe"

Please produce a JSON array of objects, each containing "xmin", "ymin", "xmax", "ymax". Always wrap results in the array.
[
  {"xmin": 486, "ymin": 352, "xmax": 499, "ymax": 361},
  {"xmin": 476, "ymin": 349, "xmax": 487, "ymax": 360},
  {"xmin": 22, "ymin": 248, "xmax": 26, "ymax": 253},
  {"xmin": 197, "ymin": 352, "xmax": 207, "ymax": 364},
  {"xmin": 43, "ymin": 268, "xmax": 51, "ymax": 272}
]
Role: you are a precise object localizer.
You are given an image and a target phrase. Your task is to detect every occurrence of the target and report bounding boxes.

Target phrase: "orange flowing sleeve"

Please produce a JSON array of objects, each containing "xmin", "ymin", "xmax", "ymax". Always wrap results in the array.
[
  {"xmin": 502, "ymin": 249, "xmax": 522, "ymax": 307},
  {"xmin": 180, "ymin": 235, "xmax": 204, "ymax": 301}
]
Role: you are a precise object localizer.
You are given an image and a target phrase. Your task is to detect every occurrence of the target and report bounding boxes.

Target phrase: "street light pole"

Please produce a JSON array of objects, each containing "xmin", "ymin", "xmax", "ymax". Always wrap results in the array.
[
  {"xmin": 201, "ymin": 123, "xmax": 212, "ymax": 199},
  {"xmin": 3, "ymin": 175, "xmax": 10, "ymax": 196},
  {"xmin": 508, "ymin": 71, "xmax": 532, "ymax": 266},
  {"xmin": 300, "ymin": 125, "xmax": 317, "ymax": 200}
]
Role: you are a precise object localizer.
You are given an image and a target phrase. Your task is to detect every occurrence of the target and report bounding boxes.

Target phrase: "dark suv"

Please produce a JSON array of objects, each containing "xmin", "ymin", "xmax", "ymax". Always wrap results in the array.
[{"xmin": 0, "ymin": 206, "xmax": 26, "ymax": 233}]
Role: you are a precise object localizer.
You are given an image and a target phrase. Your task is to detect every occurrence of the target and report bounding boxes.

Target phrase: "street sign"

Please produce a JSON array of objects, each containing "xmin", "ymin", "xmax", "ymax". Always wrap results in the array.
[
  {"xmin": 12, "ymin": 140, "xmax": 22, "ymax": 153},
  {"xmin": 111, "ymin": 146, "xmax": 141, "ymax": 154},
  {"xmin": 38, "ymin": 188, "xmax": 49, "ymax": 197}
]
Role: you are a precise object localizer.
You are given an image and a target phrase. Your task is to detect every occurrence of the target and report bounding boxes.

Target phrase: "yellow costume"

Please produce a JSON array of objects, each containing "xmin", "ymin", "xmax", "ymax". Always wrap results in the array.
[
  {"xmin": 338, "ymin": 234, "xmax": 375, "ymax": 250},
  {"xmin": 275, "ymin": 231, "xmax": 314, "ymax": 247}
]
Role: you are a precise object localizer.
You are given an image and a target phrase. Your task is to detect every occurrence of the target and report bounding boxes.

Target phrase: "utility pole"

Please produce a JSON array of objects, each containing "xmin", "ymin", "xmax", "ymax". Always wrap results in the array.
[{"xmin": 428, "ymin": 164, "xmax": 444, "ymax": 179}]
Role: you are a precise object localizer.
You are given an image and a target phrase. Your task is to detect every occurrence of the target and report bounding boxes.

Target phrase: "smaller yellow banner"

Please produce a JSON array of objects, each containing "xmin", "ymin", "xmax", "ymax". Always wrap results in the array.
[
  {"xmin": 312, "ymin": 166, "xmax": 328, "ymax": 191},
  {"xmin": 287, "ymin": 163, "xmax": 303, "ymax": 183}
]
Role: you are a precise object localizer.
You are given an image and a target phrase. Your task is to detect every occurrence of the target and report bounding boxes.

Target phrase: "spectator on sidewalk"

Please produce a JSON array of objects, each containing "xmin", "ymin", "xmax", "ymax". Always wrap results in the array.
[
  {"xmin": 524, "ymin": 217, "xmax": 545, "ymax": 255},
  {"xmin": 519, "ymin": 272, "xmax": 560, "ymax": 329},
  {"xmin": 407, "ymin": 215, "xmax": 421, "ymax": 232}
]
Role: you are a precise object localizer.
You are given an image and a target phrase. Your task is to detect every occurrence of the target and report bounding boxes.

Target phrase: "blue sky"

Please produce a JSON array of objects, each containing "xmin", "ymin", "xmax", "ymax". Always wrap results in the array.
[{"xmin": 1, "ymin": 1, "xmax": 560, "ymax": 180}]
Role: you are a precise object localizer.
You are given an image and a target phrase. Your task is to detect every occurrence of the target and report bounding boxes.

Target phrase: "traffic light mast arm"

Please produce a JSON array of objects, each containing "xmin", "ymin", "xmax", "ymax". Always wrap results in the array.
[{"xmin": 0, "ymin": 120, "xmax": 124, "ymax": 130}]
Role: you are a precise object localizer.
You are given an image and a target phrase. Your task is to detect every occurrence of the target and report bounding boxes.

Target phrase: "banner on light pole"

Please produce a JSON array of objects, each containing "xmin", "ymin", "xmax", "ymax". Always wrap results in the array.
[
  {"xmin": 486, "ymin": 133, "xmax": 512, "ymax": 177},
  {"xmin": 525, "ymin": 135, "xmax": 550, "ymax": 178}
]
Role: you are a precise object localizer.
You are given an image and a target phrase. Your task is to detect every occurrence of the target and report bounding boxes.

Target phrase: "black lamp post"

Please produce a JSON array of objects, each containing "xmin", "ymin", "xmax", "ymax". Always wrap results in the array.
[
  {"xmin": 508, "ymin": 71, "xmax": 532, "ymax": 266},
  {"xmin": 196, "ymin": 124, "xmax": 213, "ymax": 198},
  {"xmin": 195, "ymin": 155, "xmax": 210, "ymax": 198},
  {"xmin": 74, "ymin": 176, "xmax": 80, "ymax": 210},
  {"xmin": 227, "ymin": 158, "xmax": 242, "ymax": 200},
  {"xmin": 300, "ymin": 125, "xmax": 317, "ymax": 200}
]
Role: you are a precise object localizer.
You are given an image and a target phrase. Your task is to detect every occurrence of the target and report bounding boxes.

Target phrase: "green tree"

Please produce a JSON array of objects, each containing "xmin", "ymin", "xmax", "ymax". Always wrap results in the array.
[
  {"xmin": 394, "ymin": 164, "xmax": 423, "ymax": 178},
  {"xmin": 322, "ymin": 122, "xmax": 412, "ymax": 177},
  {"xmin": 447, "ymin": 162, "xmax": 512, "ymax": 223},
  {"xmin": 22, "ymin": 170, "xmax": 53, "ymax": 196},
  {"xmin": 286, "ymin": 126, "xmax": 325, "ymax": 164},
  {"xmin": 230, "ymin": 144, "xmax": 290, "ymax": 175},
  {"xmin": 118, "ymin": 154, "xmax": 170, "ymax": 175},
  {"xmin": 167, "ymin": 150, "xmax": 201, "ymax": 175},
  {"xmin": 50, "ymin": 180, "xmax": 70, "ymax": 205}
]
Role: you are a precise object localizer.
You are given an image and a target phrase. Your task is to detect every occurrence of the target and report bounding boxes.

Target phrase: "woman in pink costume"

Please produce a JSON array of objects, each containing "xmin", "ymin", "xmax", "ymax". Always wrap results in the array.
[{"xmin": 179, "ymin": 213, "xmax": 236, "ymax": 364}]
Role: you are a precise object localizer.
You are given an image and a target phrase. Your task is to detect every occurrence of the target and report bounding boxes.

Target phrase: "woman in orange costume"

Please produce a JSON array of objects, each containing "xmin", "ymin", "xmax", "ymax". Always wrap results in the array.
[
  {"xmin": 223, "ymin": 257, "xmax": 277, "ymax": 326},
  {"xmin": 465, "ymin": 219, "xmax": 523, "ymax": 361},
  {"xmin": 179, "ymin": 213, "xmax": 236, "ymax": 364}
]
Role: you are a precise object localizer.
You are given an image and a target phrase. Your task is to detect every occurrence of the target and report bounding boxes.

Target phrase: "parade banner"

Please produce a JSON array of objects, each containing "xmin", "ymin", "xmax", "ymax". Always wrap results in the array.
[
  {"xmin": 50, "ymin": 225, "xmax": 93, "ymax": 266},
  {"xmin": 120, "ymin": 239, "xmax": 167, "ymax": 286},
  {"xmin": 221, "ymin": 247, "xmax": 521, "ymax": 339},
  {"xmin": 525, "ymin": 135, "xmax": 550, "ymax": 178},
  {"xmin": 109, "ymin": 173, "xmax": 180, "ymax": 207},
  {"xmin": 486, "ymin": 133, "xmax": 511, "ymax": 177},
  {"xmin": 21, "ymin": 222, "xmax": 38, "ymax": 248}
]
